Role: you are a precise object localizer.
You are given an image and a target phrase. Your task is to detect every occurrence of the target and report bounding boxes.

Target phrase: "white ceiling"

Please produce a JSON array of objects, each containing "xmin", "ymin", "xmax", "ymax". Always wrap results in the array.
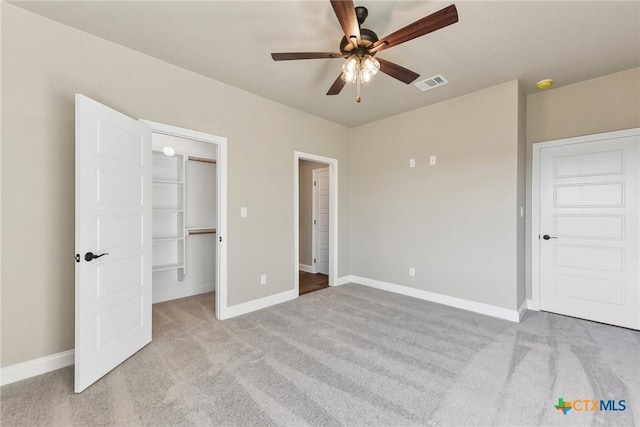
[{"xmin": 11, "ymin": 0, "xmax": 640, "ymax": 127}]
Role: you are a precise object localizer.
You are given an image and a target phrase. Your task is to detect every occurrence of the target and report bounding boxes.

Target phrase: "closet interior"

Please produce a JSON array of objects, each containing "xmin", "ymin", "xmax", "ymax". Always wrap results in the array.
[{"xmin": 151, "ymin": 133, "xmax": 217, "ymax": 303}]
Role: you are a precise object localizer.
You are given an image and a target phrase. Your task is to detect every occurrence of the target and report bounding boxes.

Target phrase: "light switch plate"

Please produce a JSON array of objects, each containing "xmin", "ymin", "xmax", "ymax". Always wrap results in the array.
[
  {"xmin": 409, "ymin": 158, "xmax": 416, "ymax": 168},
  {"xmin": 260, "ymin": 274, "xmax": 267, "ymax": 285},
  {"xmin": 241, "ymin": 207, "xmax": 247, "ymax": 218}
]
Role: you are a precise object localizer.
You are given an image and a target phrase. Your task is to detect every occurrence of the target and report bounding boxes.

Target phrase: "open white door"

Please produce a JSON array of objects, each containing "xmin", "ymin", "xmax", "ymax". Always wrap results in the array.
[{"xmin": 75, "ymin": 95, "xmax": 152, "ymax": 392}]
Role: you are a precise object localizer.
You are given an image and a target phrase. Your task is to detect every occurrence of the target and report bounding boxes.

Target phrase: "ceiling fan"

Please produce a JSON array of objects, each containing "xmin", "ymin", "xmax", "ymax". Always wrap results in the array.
[{"xmin": 271, "ymin": 1, "xmax": 458, "ymax": 102}]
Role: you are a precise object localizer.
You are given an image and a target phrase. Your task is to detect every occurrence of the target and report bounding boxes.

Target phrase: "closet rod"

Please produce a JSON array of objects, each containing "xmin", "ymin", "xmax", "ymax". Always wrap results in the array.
[
  {"xmin": 187, "ymin": 156, "xmax": 216, "ymax": 164},
  {"xmin": 187, "ymin": 229, "xmax": 216, "ymax": 235}
]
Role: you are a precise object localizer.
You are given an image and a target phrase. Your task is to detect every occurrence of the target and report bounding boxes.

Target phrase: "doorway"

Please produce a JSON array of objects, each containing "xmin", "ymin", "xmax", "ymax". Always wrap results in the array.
[
  {"xmin": 532, "ymin": 128, "xmax": 639, "ymax": 329},
  {"xmin": 142, "ymin": 120, "xmax": 228, "ymax": 319},
  {"xmin": 294, "ymin": 152, "xmax": 338, "ymax": 296},
  {"xmin": 148, "ymin": 132, "xmax": 217, "ymax": 304}
]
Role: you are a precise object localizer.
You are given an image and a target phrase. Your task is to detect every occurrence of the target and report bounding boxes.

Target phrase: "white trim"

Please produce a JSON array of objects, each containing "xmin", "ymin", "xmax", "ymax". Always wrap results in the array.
[
  {"xmin": 223, "ymin": 289, "xmax": 298, "ymax": 319},
  {"xmin": 140, "ymin": 120, "xmax": 228, "ymax": 320},
  {"xmin": 294, "ymin": 152, "xmax": 339, "ymax": 296},
  {"xmin": 517, "ymin": 301, "xmax": 528, "ymax": 321},
  {"xmin": 312, "ymin": 167, "xmax": 329, "ymax": 275},
  {"xmin": 526, "ymin": 298, "xmax": 538, "ymax": 311},
  {"xmin": 139, "ymin": 120, "xmax": 227, "ymax": 145},
  {"xmin": 350, "ymin": 276, "xmax": 521, "ymax": 322},
  {"xmin": 334, "ymin": 275, "xmax": 353, "ymax": 286},
  {"xmin": 531, "ymin": 127, "xmax": 640, "ymax": 314},
  {"xmin": 310, "ymin": 168, "xmax": 317, "ymax": 275},
  {"xmin": 152, "ymin": 283, "xmax": 214, "ymax": 304},
  {"xmin": 299, "ymin": 264, "xmax": 314, "ymax": 273},
  {"xmin": 1, "ymin": 350, "xmax": 74, "ymax": 386}
]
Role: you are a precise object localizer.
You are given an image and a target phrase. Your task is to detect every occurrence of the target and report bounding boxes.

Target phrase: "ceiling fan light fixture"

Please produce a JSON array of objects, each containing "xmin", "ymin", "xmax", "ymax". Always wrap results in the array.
[
  {"xmin": 342, "ymin": 55, "xmax": 359, "ymax": 83},
  {"xmin": 341, "ymin": 54, "xmax": 380, "ymax": 84},
  {"xmin": 360, "ymin": 55, "xmax": 380, "ymax": 83}
]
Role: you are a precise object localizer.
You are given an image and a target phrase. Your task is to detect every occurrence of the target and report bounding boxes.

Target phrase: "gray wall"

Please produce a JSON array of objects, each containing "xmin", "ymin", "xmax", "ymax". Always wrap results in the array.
[
  {"xmin": 298, "ymin": 160, "xmax": 327, "ymax": 267},
  {"xmin": 524, "ymin": 67, "xmax": 640, "ymax": 299},
  {"xmin": 0, "ymin": 4, "xmax": 350, "ymax": 366},
  {"xmin": 349, "ymin": 80, "xmax": 523, "ymax": 311}
]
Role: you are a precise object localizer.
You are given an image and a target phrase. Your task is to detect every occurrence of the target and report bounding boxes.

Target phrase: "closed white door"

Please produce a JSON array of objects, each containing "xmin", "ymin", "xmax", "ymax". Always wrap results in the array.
[
  {"xmin": 314, "ymin": 168, "xmax": 330, "ymax": 275},
  {"xmin": 539, "ymin": 132, "xmax": 639, "ymax": 329},
  {"xmin": 75, "ymin": 95, "xmax": 152, "ymax": 392}
]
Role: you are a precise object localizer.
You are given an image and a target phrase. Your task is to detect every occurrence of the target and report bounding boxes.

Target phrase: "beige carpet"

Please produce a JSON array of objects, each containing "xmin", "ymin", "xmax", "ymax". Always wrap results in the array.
[{"xmin": 1, "ymin": 284, "xmax": 638, "ymax": 426}]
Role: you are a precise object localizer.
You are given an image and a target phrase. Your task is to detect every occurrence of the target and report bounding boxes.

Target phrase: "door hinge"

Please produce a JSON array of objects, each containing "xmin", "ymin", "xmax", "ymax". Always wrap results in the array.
[
  {"xmin": 313, "ymin": 219, "xmax": 317, "ymax": 225},
  {"xmin": 314, "ymin": 181, "xmax": 316, "ymax": 186},
  {"xmin": 75, "ymin": 254, "xmax": 80, "ymax": 263},
  {"xmin": 219, "ymin": 236, "xmax": 222, "ymax": 243},
  {"xmin": 314, "ymin": 258, "xmax": 316, "ymax": 264}
]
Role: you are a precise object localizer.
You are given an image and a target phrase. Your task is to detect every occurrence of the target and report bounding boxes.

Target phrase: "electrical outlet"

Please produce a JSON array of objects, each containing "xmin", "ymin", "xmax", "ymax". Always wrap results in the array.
[
  {"xmin": 241, "ymin": 207, "xmax": 247, "ymax": 218},
  {"xmin": 260, "ymin": 274, "xmax": 267, "ymax": 285},
  {"xmin": 409, "ymin": 267, "xmax": 415, "ymax": 277},
  {"xmin": 429, "ymin": 155, "xmax": 437, "ymax": 166},
  {"xmin": 409, "ymin": 158, "xmax": 415, "ymax": 168}
]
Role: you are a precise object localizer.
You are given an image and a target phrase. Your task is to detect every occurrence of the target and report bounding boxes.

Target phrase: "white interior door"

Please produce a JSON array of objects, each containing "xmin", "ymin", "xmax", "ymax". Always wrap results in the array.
[
  {"xmin": 75, "ymin": 94, "xmax": 152, "ymax": 392},
  {"xmin": 313, "ymin": 168, "xmax": 330, "ymax": 275},
  {"xmin": 539, "ymin": 131, "xmax": 639, "ymax": 329}
]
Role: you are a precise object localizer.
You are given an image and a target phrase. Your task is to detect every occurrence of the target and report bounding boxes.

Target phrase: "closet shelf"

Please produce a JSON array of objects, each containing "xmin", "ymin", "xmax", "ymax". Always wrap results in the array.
[
  {"xmin": 153, "ymin": 179, "xmax": 184, "ymax": 185},
  {"xmin": 153, "ymin": 236, "xmax": 184, "ymax": 242},
  {"xmin": 152, "ymin": 263, "xmax": 184, "ymax": 272}
]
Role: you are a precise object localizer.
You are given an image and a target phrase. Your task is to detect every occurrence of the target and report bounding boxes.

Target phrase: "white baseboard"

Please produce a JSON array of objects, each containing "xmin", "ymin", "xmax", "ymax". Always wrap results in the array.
[
  {"xmin": 1, "ymin": 349, "xmax": 74, "ymax": 386},
  {"xmin": 298, "ymin": 264, "xmax": 315, "ymax": 273},
  {"xmin": 222, "ymin": 289, "xmax": 298, "ymax": 320},
  {"xmin": 517, "ymin": 301, "xmax": 528, "ymax": 321},
  {"xmin": 152, "ymin": 283, "xmax": 215, "ymax": 304},
  {"xmin": 350, "ymin": 276, "xmax": 522, "ymax": 323},
  {"xmin": 526, "ymin": 298, "xmax": 538, "ymax": 311},
  {"xmin": 333, "ymin": 275, "xmax": 353, "ymax": 286}
]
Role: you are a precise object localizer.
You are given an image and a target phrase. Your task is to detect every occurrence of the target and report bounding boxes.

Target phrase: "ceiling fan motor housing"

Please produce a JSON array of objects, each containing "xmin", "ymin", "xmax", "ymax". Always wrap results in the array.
[{"xmin": 340, "ymin": 28, "xmax": 379, "ymax": 55}]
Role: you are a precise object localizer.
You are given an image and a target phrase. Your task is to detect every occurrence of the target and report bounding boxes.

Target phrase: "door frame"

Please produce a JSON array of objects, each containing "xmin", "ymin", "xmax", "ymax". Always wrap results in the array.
[
  {"xmin": 311, "ymin": 167, "xmax": 330, "ymax": 276},
  {"xmin": 294, "ymin": 152, "xmax": 338, "ymax": 293},
  {"xmin": 531, "ymin": 127, "xmax": 640, "ymax": 311},
  {"xmin": 141, "ymin": 120, "xmax": 229, "ymax": 320}
]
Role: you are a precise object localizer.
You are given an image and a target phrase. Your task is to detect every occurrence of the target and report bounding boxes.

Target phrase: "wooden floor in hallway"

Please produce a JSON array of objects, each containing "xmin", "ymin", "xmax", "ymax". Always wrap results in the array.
[{"xmin": 299, "ymin": 271, "xmax": 329, "ymax": 295}]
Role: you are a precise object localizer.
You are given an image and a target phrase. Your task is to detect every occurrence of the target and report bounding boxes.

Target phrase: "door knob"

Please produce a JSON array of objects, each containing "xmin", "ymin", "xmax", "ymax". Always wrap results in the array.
[
  {"xmin": 542, "ymin": 235, "xmax": 558, "ymax": 240},
  {"xmin": 84, "ymin": 251, "xmax": 109, "ymax": 261}
]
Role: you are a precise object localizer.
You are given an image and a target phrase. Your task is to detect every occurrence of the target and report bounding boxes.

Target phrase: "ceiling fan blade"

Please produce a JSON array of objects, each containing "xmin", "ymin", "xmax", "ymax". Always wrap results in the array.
[
  {"xmin": 377, "ymin": 58, "xmax": 420, "ymax": 84},
  {"xmin": 373, "ymin": 4, "xmax": 458, "ymax": 52},
  {"xmin": 271, "ymin": 52, "xmax": 344, "ymax": 61},
  {"xmin": 327, "ymin": 74, "xmax": 346, "ymax": 95},
  {"xmin": 330, "ymin": 0, "xmax": 361, "ymax": 48}
]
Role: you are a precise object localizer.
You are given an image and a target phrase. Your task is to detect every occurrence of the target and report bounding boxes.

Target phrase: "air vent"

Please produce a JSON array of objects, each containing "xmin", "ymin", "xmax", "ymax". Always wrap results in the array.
[{"xmin": 415, "ymin": 75, "xmax": 448, "ymax": 92}]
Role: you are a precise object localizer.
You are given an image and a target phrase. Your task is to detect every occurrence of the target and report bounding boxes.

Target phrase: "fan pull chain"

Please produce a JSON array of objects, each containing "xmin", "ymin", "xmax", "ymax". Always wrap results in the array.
[{"xmin": 356, "ymin": 71, "xmax": 362, "ymax": 103}]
